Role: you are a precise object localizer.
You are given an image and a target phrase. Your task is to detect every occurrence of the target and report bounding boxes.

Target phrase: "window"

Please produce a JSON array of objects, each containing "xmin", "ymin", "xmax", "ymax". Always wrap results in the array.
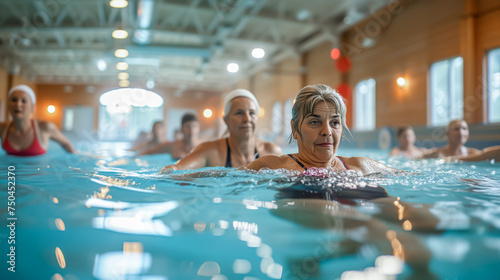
[
  {"xmin": 488, "ymin": 48, "xmax": 500, "ymax": 123},
  {"xmin": 272, "ymin": 101, "xmax": 283, "ymax": 136},
  {"xmin": 354, "ymin": 78, "xmax": 376, "ymax": 131},
  {"xmin": 430, "ymin": 57, "xmax": 463, "ymax": 126},
  {"xmin": 98, "ymin": 88, "xmax": 164, "ymax": 140},
  {"xmin": 283, "ymin": 98, "xmax": 293, "ymax": 138}
]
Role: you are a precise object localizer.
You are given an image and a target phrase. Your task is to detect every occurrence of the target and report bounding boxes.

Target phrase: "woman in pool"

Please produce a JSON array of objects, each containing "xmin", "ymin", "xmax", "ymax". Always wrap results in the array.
[
  {"xmin": 422, "ymin": 119, "xmax": 481, "ymax": 158},
  {"xmin": 140, "ymin": 113, "xmax": 201, "ymax": 159},
  {"xmin": 0, "ymin": 85, "xmax": 76, "ymax": 156},
  {"xmin": 130, "ymin": 121, "xmax": 166, "ymax": 153},
  {"xmin": 246, "ymin": 84, "xmax": 395, "ymax": 176},
  {"xmin": 389, "ymin": 126, "xmax": 427, "ymax": 159},
  {"xmin": 161, "ymin": 89, "xmax": 282, "ymax": 171}
]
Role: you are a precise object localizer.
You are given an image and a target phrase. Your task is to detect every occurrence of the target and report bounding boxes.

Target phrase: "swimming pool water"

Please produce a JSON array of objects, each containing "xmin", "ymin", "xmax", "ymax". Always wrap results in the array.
[{"xmin": 1, "ymin": 144, "xmax": 499, "ymax": 280}]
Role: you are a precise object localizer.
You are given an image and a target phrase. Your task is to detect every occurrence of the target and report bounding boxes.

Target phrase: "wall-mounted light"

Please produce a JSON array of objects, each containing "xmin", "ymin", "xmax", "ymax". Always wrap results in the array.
[
  {"xmin": 203, "ymin": 109, "xmax": 213, "ymax": 118},
  {"xmin": 47, "ymin": 105, "xmax": 56, "ymax": 114},
  {"xmin": 258, "ymin": 107, "xmax": 265, "ymax": 118},
  {"xmin": 112, "ymin": 29, "xmax": 128, "ymax": 39},
  {"xmin": 397, "ymin": 77, "xmax": 407, "ymax": 87},
  {"xmin": 116, "ymin": 62, "xmax": 128, "ymax": 70},
  {"xmin": 114, "ymin": 49, "xmax": 129, "ymax": 58},
  {"xmin": 330, "ymin": 48, "xmax": 340, "ymax": 60},
  {"xmin": 110, "ymin": 0, "xmax": 128, "ymax": 8}
]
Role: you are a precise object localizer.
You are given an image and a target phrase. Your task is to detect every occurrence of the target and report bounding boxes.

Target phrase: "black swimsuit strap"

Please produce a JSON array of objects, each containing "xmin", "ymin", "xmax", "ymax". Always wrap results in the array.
[
  {"xmin": 225, "ymin": 138, "xmax": 231, "ymax": 167},
  {"xmin": 225, "ymin": 138, "xmax": 259, "ymax": 168},
  {"xmin": 288, "ymin": 154, "xmax": 307, "ymax": 171}
]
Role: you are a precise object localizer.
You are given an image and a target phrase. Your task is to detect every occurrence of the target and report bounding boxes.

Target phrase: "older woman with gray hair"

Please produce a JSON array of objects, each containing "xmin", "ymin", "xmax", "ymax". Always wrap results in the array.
[
  {"xmin": 161, "ymin": 89, "xmax": 282, "ymax": 171},
  {"xmin": 247, "ymin": 84, "xmax": 395, "ymax": 175}
]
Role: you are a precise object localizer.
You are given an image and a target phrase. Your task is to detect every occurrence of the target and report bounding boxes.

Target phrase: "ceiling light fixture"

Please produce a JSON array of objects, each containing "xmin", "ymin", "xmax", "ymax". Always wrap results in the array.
[
  {"xmin": 251, "ymin": 48, "xmax": 265, "ymax": 59},
  {"xmin": 227, "ymin": 63, "xmax": 239, "ymax": 73},
  {"xmin": 112, "ymin": 29, "xmax": 128, "ymax": 39},
  {"xmin": 110, "ymin": 0, "xmax": 128, "ymax": 8},
  {"xmin": 114, "ymin": 49, "xmax": 129, "ymax": 58},
  {"xmin": 119, "ymin": 80, "xmax": 130, "ymax": 87},
  {"xmin": 116, "ymin": 62, "xmax": 129, "ymax": 70},
  {"xmin": 118, "ymin": 72, "xmax": 129, "ymax": 80}
]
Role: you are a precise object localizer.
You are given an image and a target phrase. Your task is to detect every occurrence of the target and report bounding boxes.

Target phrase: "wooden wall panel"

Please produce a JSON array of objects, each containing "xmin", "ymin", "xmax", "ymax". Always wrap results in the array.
[
  {"xmin": 0, "ymin": 66, "xmax": 8, "ymax": 122},
  {"xmin": 343, "ymin": 0, "xmax": 464, "ymax": 128},
  {"xmin": 476, "ymin": 0, "xmax": 500, "ymax": 13},
  {"xmin": 304, "ymin": 42, "xmax": 342, "ymax": 87}
]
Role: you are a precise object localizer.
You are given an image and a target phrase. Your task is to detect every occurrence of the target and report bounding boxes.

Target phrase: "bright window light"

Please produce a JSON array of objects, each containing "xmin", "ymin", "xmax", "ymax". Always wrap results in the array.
[
  {"xmin": 116, "ymin": 62, "xmax": 129, "ymax": 70},
  {"xmin": 97, "ymin": 60, "xmax": 107, "ymax": 71},
  {"xmin": 251, "ymin": 48, "xmax": 265, "ymax": 59},
  {"xmin": 227, "ymin": 63, "xmax": 239, "ymax": 73},
  {"xmin": 100, "ymin": 88, "xmax": 164, "ymax": 108}
]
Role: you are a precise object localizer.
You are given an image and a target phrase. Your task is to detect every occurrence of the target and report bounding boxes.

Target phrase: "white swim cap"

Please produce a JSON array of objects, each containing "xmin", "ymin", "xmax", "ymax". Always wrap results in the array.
[
  {"xmin": 223, "ymin": 89, "xmax": 260, "ymax": 117},
  {"xmin": 8, "ymin": 84, "xmax": 36, "ymax": 105}
]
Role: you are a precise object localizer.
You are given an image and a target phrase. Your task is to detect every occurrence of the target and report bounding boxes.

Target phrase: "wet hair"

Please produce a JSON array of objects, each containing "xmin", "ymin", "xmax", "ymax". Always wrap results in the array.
[
  {"xmin": 181, "ymin": 113, "xmax": 197, "ymax": 126},
  {"xmin": 153, "ymin": 121, "xmax": 164, "ymax": 127},
  {"xmin": 396, "ymin": 126, "xmax": 413, "ymax": 137},
  {"xmin": 289, "ymin": 84, "xmax": 350, "ymax": 143}
]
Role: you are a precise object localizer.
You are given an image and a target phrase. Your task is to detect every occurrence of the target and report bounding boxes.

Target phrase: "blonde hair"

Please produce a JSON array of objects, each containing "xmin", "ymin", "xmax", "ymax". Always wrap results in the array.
[{"xmin": 289, "ymin": 84, "xmax": 350, "ymax": 143}]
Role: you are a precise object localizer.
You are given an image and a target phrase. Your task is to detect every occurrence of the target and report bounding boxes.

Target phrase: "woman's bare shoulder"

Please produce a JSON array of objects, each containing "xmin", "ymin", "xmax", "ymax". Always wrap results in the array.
[
  {"xmin": 36, "ymin": 120, "xmax": 56, "ymax": 131},
  {"xmin": 246, "ymin": 154, "xmax": 290, "ymax": 170},
  {"xmin": 467, "ymin": 147, "xmax": 481, "ymax": 155},
  {"xmin": 194, "ymin": 138, "xmax": 225, "ymax": 152},
  {"xmin": 259, "ymin": 140, "xmax": 283, "ymax": 155},
  {"xmin": 339, "ymin": 156, "xmax": 397, "ymax": 175}
]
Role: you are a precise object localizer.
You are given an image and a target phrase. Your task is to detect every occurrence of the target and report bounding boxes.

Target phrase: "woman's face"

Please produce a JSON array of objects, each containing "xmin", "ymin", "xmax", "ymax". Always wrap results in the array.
[
  {"xmin": 224, "ymin": 97, "xmax": 258, "ymax": 138},
  {"xmin": 447, "ymin": 120, "xmax": 469, "ymax": 145},
  {"xmin": 399, "ymin": 129, "xmax": 415, "ymax": 146},
  {"xmin": 294, "ymin": 101, "xmax": 342, "ymax": 162},
  {"xmin": 182, "ymin": 120, "xmax": 200, "ymax": 142},
  {"xmin": 152, "ymin": 123, "xmax": 165, "ymax": 139},
  {"xmin": 8, "ymin": 91, "xmax": 34, "ymax": 119}
]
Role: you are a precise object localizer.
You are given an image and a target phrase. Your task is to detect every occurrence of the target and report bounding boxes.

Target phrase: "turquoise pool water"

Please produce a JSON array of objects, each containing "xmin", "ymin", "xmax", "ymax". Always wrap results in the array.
[{"xmin": 1, "ymin": 143, "xmax": 499, "ymax": 280}]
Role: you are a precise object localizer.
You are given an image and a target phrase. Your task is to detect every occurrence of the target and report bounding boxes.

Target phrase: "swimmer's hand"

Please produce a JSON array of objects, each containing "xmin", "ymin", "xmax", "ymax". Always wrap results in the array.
[{"xmin": 160, "ymin": 165, "xmax": 176, "ymax": 174}]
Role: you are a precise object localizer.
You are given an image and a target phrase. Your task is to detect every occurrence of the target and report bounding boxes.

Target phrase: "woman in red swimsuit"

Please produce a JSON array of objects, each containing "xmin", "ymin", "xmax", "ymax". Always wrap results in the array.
[
  {"xmin": 247, "ymin": 84, "xmax": 396, "ymax": 176},
  {"xmin": 0, "ymin": 85, "xmax": 76, "ymax": 156}
]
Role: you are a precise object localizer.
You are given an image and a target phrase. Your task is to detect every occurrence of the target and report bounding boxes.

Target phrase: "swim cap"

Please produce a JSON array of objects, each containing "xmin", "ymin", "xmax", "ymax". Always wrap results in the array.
[
  {"xmin": 8, "ymin": 84, "xmax": 36, "ymax": 105},
  {"xmin": 223, "ymin": 89, "xmax": 260, "ymax": 117}
]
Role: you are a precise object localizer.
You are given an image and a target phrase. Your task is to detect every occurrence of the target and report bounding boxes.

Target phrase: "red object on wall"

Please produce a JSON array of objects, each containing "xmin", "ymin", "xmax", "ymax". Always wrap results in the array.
[
  {"xmin": 335, "ymin": 56, "xmax": 351, "ymax": 73},
  {"xmin": 330, "ymin": 48, "xmax": 340, "ymax": 60},
  {"xmin": 335, "ymin": 83, "xmax": 352, "ymax": 100}
]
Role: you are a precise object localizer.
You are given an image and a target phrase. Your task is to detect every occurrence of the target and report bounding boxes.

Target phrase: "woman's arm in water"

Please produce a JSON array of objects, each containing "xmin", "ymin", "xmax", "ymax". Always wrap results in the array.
[
  {"xmin": 160, "ymin": 141, "xmax": 216, "ymax": 172},
  {"xmin": 456, "ymin": 145, "xmax": 500, "ymax": 162},
  {"xmin": 139, "ymin": 141, "xmax": 174, "ymax": 156},
  {"xmin": 44, "ymin": 121, "xmax": 76, "ymax": 153},
  {"xmin": 342, "ymin": 156, "xmax": 399, "ymax": 176}
]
